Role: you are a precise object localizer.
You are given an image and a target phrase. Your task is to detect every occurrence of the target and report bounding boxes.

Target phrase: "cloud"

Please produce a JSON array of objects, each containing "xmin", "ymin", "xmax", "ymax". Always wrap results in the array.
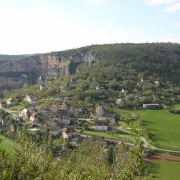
[
  {"xmin": 168, "ymin": 33, "xmax": 176, "ymax": 37},
  {"xmin": 164, "ymin": 2, "xmax": 180, "ymax": 12},
  {"xmin": 145, "ymin": 0, "xmax": 180, "ymax": 12},
  {"xmin": 87, "ymin": 0, "xmax": 105, "ymax": 4},
  {"xmin": 145, "ymin": 0, "xmax": 180, "ymax": 5},
  {"xmin": 174, "ymin": 22, "xmax": 180, "ymax": 26},
  {"xmin": 0, "ymin": 1, "xmax": 179, "ymax": 54}
]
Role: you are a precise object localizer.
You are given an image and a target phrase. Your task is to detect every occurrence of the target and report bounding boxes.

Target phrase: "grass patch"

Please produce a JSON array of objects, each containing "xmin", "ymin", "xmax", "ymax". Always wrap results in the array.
[
  {"xmin": 137, "ymin": 110, "xmax": 180, "ymax": 150},
  {"xmin": 148, "ymin": 161, "xmax": 180, "ymax": 180},
  {"xmin": 82, "ymin": 130, "xmax": 134, "ymax": 143},
  {"xmin": 9, "ymin": 101, "xmax": 30, "ymax": 111},
  {"xmin": 53, "ymin": 138, "xmax": 64, "ymax": 146},
  {"xmin": 112, "ymin": 108, "xmax": 133, "ymax": 118},
  {"xmin": 0, "ymin": 135, "xmax": 14, "ymax": 154}
]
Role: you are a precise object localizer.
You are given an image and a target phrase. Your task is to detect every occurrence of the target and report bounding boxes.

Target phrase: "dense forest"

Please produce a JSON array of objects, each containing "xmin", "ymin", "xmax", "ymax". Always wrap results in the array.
[
  {"xmin": 51, "ymin": 43, "xmax": 180, "ymax": 107},
  {"xmin": 2, "ymin": 43, "xmax": 180, "ymax": 108}
]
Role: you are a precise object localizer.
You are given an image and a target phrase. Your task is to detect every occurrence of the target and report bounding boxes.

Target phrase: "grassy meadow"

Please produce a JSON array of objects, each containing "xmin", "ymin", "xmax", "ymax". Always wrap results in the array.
[
  {"xmin": 138, "ymin": 110, "xmax": 180, "ymax": 150},
  {"xmin": 148, "ymin": 161, "xmax": 180, "ymax": 180},
  {"xmin": 82, "ymin": 130, "xmax": 135, "ymax": 143},
  {"xmin": 115, "ymin": 109, "xmax": 180, "ymax": 150},
  {"xmin": 0, "ymin": 135, "xmax": 14, "ymax": 154}
]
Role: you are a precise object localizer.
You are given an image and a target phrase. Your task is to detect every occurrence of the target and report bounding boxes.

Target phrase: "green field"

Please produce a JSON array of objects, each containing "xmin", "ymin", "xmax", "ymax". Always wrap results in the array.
[
  {"xmin": 0, "ymin": 135, "xmax": 14, "ymax": 154},
  {"xmin": 115, "ymin": 109, "xmax": 180, "ymax": 150},
  {"xmin": 9, "ymin": 101, "xmax": 30, "ymax": 111},
  {"xmin": 148, "ymin": 161, "xmax": 180, "ymax": 180},
  {"xmin": 138, "ymin": 110, "xmax": 180, "ymax": 150}
]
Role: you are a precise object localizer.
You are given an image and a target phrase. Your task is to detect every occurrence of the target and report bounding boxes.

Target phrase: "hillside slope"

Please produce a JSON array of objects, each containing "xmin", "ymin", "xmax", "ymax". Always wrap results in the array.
[{"xmin": 1, "ymin": 43, "xmax": 180, "ymax": 90}]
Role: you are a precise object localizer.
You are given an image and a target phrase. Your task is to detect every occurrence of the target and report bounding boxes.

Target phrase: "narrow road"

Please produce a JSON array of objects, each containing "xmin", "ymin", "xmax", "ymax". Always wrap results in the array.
[
  {"xmin": 80, "ymin": 131, "xmax": 180, "ymax": 153},
  {"xmin": 0, "ymin": 107, "xmax": 21, "ymax": 120},
  {"xmin": 0, "ymin": 107, "xmax": 21, "ymax": 113},
  {"xmin": 79, "ymin": 133, "xmax": 134, "ymax": 146},
  {"xmin": 117, "ymin": 128, "xmax": 180, "ymax": 153}
]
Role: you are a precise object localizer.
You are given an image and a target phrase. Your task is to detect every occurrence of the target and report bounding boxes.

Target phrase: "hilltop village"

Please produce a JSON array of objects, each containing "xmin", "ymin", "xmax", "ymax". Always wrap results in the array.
[{"xmin": 1, "ymin": 93, "xmax": 121, "ymax": 146}]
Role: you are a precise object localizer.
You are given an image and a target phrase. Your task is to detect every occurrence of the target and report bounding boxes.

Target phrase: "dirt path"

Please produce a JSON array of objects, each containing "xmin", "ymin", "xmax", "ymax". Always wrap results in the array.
[{"xmin": 145, "ymin": 154, "xmax": 180, "ymax": 162}]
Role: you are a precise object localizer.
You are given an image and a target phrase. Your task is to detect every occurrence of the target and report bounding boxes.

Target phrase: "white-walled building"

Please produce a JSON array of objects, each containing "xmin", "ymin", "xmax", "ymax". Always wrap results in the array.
[
  {"xmin": 24, "ymin": 95, "xmax": 32, "ymax": 103},
  {"xmin": 19, "ymin": 108, "xmax": 28, "ymax": 119}
]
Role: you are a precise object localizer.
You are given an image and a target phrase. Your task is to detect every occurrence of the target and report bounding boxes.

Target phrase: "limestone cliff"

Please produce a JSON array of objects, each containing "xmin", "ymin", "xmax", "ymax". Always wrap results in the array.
[{"xmin": 0, "ymin": 51, "xmax": 97, "ymax": 86}]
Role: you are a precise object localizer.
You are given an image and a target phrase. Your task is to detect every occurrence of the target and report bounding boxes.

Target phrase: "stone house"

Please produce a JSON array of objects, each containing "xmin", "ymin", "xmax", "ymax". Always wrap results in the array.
[
  {"xmin": 40, "ymin": 84, "xmax": 47, "ymax": 91},
  {"xmin": 30, "ymin": 112, "xmax": 39, "ymax": 122},
  {"xmin": 116, "ymin": 98, "xmax": 123, "ymax": 105},
  {"xmin": 96, "ymin": 86, "xmax": 104, "ymax": 92},
  {"xmin": 6, "ymin": 98, "xmax": 17, "ymax": 107},
  {"xmin": 70, "ymin": 78, "xmax": 78, "ymax": 85},
  {"xmin": 154, "ymin": 80, "xmax": 159, "ymax": 85},
  {"xmin": 94, "ymin": 122, "xmax": 108, "ymax": 131},
  {"xmin": 19, "ymin": 108, "xmax": 28, "ymax": 119},
  {"xmin": 59, "ymin": 118, "xmax": 71, "ymax": 126},
  {"xmin": 122, "ymin": 89, "xmax": 128, "ymax": 94},
  {"xmin": 143, "ymin": 104, "xmax": 160, "ymax": 109},
  {"xmin": 0, "ymin": 101, "xmax": 7, "ymax": 108},
  {"xmin": 141, "ymin": 77, "xmax": 149, "ymax": 83},
  {"xmin": 70, "ymin": 106, "xmax": 83, "ymax": 114},
  {"xmin": 96, "ymin": 104, "xmax": 104, "ymax": 117},
  {"xmin": 49, "ymin": 128, "xmax": 61, "ymax": 136},
  {"xmin": 24, "ymin": 95, "xmax": 32, "ymax": 103},
  {"xmin": 46, "ymin": 120, "xmax": 58, "ymax": 129},
  {"xmin": 70, "ymin": 119, "xmax": 79, "ymax": 126},
  {"xmin": 61, "ymin": 101, "xmax": 68, "ymax": 110},
  {"xmin": 106, "ymin": 114, "xmax": 116, "ymax": 125},
  {"xmin": 50, "ymin": 104, "xmax": 59, "ymax": 113},
  {"xmin": 62, "ymin": 128, "xmax": 78, "ymax": 139},
  {"xmin": 103, "ymin": 100, "xmax": 114, "ymax": 107}
]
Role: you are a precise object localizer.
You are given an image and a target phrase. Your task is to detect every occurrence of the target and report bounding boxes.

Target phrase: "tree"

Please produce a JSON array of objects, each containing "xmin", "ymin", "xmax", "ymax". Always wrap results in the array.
[
  {"xmin": 107, "ymin": 145, "xmax": 115, "ymax": 165},
  {"xmin": 85, "ymin": 96, "xmax": 91, "ymax": 103},
  {"xmin": 0, "ymin": 129, "xmax": 154, "ymax": 180}
]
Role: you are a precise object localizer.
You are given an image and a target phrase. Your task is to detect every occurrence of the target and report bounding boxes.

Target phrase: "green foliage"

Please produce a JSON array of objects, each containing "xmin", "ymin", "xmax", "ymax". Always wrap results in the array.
[
  {"xmin": 0, "ymin": 129, "xmax": 153, "ymax": 180},
  {"xmin": 3, "ymin": 43, "xmax": 180, "ymax": 108},
  {"xmin": 9, "ymin": 101, "xmax": 30, "ymax": 111},
  {"xmin": 117, "ymin": 109, "xmax": 180, "ymax": 150},
  {"xmin": 107, "ymin": 145, "xmax": 115, "ymax": 165},
  {"xmin": 165, "ymin": 106, "xmax": 180, "ymax": 114}
]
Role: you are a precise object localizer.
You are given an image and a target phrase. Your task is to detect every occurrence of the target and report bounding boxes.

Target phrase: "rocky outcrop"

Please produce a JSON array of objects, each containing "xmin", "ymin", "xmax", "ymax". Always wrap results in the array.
[
  {"xmin": 0, "ymin": 55, "xmax": 69, "ymax": 78},
  {"xmin": 84, "ymin": 51, "xmax": 97, "ymax": 66},
  {"xmin": 0, "ymin": 51, "xmax": 98, "ymax": 86}
]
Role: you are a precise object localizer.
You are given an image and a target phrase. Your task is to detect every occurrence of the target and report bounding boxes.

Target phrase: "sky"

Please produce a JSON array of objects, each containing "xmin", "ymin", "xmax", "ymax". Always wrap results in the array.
[{"xmin": 0, "ymin": 0, "xmax": 180, "ymax": 54}]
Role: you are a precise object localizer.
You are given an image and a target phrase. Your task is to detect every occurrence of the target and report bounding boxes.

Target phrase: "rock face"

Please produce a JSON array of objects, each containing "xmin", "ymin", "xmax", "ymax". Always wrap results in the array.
[
  {"xmin": 0, "ymin": 55, "xmax": 69, "ymax": 77},
  {"xmin": 84, "ymin": 51, "xmax": 97, "ymax": 66},
  {"xmin": 0, "ymin": 52, "xmax": 97, "ymax": 86}
]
